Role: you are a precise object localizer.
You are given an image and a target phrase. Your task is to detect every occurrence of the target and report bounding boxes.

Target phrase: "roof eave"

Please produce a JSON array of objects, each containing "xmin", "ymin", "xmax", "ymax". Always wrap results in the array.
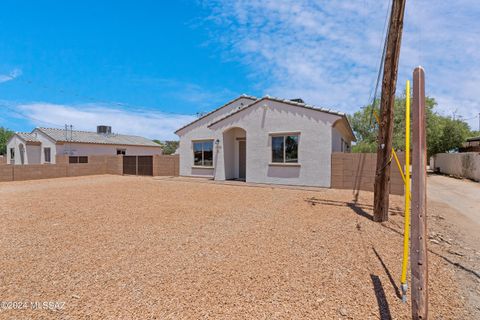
[
  {"xmin": 54, "ymin": 140, "xmax": 162, "ymax": 148},
  {"xmin": 175, "ymin": 95, "xmax": 257, "ymax": 135},
  {"xmin": 208, "ymin": 96, "xmax": 349, "ymax": 128}
]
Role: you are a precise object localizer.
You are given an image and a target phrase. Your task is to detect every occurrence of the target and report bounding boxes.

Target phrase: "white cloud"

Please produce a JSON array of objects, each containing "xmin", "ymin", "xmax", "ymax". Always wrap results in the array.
[
  {"xmin": 203, "ymin": 0, "xmax": 480, "ymax": 130},
  {"xmin": 0, "ymin": 68, "xmax": 22, "ymax": 83},
  {"xmin": 16, "ymin": 102, "xmax": 196, "ymax": 140}
]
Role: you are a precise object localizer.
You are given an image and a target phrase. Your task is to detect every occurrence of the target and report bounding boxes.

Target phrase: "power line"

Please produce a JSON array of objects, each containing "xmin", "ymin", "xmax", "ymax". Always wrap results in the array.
[
  {"xmin": 10, "ymin": 76, "xmax": 199, "ymax": 117},
  {"xmin": 367, "ymin": 0, "xmax": 393, "ymax": 128},
  {"xmin": 0, "ymin": 102, "xmax": 65, "ymax": 128}
]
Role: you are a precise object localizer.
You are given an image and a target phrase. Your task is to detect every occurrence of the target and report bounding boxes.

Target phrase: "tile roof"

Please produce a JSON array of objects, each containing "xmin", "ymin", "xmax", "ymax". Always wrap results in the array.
[
  {"xmin": 36, "ymin": 127, "xmax": 161, "ymax": 147},
  {"xmin": 208, "ymin": 96, "xmax": 347, "ymax": 126},
  {"xmin": 17, "ymin": 132, "xmax": 40, "ymax": 142}
]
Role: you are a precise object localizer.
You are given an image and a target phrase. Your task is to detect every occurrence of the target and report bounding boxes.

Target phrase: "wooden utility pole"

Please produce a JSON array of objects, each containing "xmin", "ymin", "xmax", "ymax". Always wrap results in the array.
[
  {"xmin": 373, "ymin": 0, "xmax": 407, "ymax": 222},
  {"xmin": 411, "ymin": 66, "xmax": 428, "ymax": 320}
]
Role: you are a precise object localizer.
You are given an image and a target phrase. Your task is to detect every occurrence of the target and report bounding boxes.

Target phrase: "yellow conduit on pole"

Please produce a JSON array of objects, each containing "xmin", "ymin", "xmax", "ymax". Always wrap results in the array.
[
  {"xmin": 371, "ymin": 84, "xmax": 411, "ymax": 303},
  {"xmin": 372, "ymin": 110, "xmax": 406, "ymax": 183},
  {"xmin": 401, "ymin": 80, "xmax": 411, "ymax": 303}
]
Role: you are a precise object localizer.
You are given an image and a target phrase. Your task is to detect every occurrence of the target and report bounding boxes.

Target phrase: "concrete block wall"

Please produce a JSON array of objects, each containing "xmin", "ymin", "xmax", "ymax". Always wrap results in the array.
[
  {"xmin": 12, "ymin": 164, "xmax": 68, "ymax": 181},
  {"xmin": 105, "ymin": 155, "xmax": 123, "ymax": 175},
  {"xmin": 153, "ymin": 155, "xmax": 179, "ymax": 176},
  {"xmin": 0, "ymin": 155, "xmax": 178, "ymax": 182},
  {"xmin": 0, "ymin": 165, "xmax": 13, "ymax": 181},
  {"xmin": 433, "ymin": 152, "xmax": 480, "ymax": 182},
  {"xmin": 331, "ymin": 152, "xmax": 404, "ymax": 195},
  {"xmin": 67, "ymin": 155, "xmax": 108, "ymax": 177}
]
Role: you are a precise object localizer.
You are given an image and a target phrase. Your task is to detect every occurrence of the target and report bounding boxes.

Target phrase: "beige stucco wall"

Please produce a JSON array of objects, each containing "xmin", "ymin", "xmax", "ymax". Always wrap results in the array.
[{"xmin": 433, "ymin": 152, "xmax": 480, "ymax": 182}]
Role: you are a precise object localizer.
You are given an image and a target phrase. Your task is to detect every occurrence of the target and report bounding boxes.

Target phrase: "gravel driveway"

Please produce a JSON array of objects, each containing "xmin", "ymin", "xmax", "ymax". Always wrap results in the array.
[{"xmin": 0, "ymin": 175, "xmax": 471, "ymax": 319}]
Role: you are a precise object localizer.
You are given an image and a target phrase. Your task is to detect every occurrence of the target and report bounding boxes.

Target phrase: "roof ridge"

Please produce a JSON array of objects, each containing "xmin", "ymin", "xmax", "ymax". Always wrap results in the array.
[
  {"xmin": 207, "ymin": 96, "xmax": 350, "ymax": 130},
  {"xmin": 38, "ymin": 127, "xmax": 130, "ymax": 136},
  {"xmin": 175, "ymin": 94, "xmax": 258, "ymax": 134},
  {"xmin": 39, "ymin": 127, "xmax": 98, "ymax": 134},
  {"xmin": 261, "ymin": 95, "xmax": 345, "ymax": 116}
]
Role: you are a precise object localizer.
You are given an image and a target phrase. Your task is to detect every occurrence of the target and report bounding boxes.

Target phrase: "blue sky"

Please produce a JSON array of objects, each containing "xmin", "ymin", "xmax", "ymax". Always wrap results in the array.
[{"xmin": 1, "ymin": 0, "xmax": 479, "ymax": 139}]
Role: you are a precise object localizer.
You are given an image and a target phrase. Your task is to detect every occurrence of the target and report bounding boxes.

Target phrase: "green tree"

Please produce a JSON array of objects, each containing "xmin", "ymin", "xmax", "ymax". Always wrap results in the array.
[
  {"xmin": 0, "ymin": 127, "xmax": 14, "ymax": 155},
  {"xmin": 153, "ymin": 140, "xmax": 179, "ymax": 155},
  {"xmin": 349, "ymin": 95, "xmax": 473, "ymax": 158}
]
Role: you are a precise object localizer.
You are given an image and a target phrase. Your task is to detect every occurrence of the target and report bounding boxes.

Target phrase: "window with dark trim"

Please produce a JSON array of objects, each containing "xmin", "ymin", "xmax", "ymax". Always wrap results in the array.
[
  {"xmin": 116, "ymin": 149, "xmax": 126, "ymax": 155},
  {"xmin": 44, "ymin": 147, "xmax": 51, "ymax": 163},
  {"xmin": 271, "ymin": 135, "xmax": 299, "ymax": 163},
  {"xmin": 193, "ymin": 140, "xmax": 213, "ymax": 166},
  {"xmin": 69, "ymin": 156, "xmax": 88, "ymax": 164}
]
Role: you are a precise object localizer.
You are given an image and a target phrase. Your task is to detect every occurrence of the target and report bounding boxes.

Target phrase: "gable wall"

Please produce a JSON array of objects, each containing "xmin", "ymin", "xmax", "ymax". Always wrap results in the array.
[
  {"xmin": 6, "ymin": 135, "xmax": 42, "ymax": 164},
  {"xmin": 33, "ymin": 129, "xmax": 58, "ymax": 163},
  {"xmin": 6, "ymin": 136, "xmax": 25, "ymax": 164},
  {"xmin": 177, "ymin": 97, "xmax": 255, "ymax": 177}
]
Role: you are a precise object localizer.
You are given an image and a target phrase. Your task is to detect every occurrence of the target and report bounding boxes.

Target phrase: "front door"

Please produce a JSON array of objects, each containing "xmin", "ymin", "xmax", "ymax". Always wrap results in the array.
[{"xmin": 238, "ymin": 140, "xmax": 246, "ymax": 180}]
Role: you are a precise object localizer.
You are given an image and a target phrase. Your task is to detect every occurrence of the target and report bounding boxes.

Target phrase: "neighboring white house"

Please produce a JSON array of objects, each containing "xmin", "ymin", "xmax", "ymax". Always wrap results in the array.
[
  {"xmin": 6, "ymin": 126, "xmax": 162, "ymax": 165},
  {"xmin": 175, "ymin": 95, "xmax": 356, "ymax": 187}
]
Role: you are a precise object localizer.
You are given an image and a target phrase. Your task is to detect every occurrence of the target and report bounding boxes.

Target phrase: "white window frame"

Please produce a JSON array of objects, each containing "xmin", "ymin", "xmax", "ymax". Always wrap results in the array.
[
  {"xmin": 116, "ymin": 149, "xmax": 126, "ymax": 155},
  {"xmin": 192, "ymin": 140, "xmax": 214, "ymax": 167},
  {"xmin": 270, "ymin": 132, "xmax": 300, "ymax": 164},
  {"xmin": 10, "ymin": 147, "xmax": 15, "ymax": 160}
]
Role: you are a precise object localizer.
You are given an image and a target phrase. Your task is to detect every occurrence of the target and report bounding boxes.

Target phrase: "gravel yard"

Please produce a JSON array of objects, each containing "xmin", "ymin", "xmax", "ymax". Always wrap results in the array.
[{"xmin": 0, "ymin": 175, "xmax": 470, "ymax": 319}]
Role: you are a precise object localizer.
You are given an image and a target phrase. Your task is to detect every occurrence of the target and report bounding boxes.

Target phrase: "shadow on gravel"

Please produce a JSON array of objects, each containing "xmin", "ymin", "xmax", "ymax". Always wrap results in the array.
[
  {"xmin": 372, "ymin": 247, "xmax": 402, "ymax": 299},
  {"xmin": 429, "ymin": 250, "xmax": 480, "ymax": 279},
  {"xmin": 371, "ymin": 274, "xmax": 393, "ymax": 320},
  {"xmin": 374, "ymin": 217, "xmax": 480, "ymax": 280},
  {"xmin": 305, "ymin": 198, "xmax": 403, "ymax": 220}
]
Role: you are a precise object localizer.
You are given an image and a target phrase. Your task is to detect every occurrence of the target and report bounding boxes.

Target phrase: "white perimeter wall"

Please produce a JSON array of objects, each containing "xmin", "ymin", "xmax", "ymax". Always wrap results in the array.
[{"xmin": 433, "ymin": 152, "xmax": 480, "ymax": 182}]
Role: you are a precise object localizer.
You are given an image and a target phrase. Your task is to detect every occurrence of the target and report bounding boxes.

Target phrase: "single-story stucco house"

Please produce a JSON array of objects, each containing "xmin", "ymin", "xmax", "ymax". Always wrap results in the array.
[
  {"xmin": 6, "ymin": 125, "xmax": 162, "ymax": 165},
  {"xmin": 175, "ymin": 95, "xmax": 356, "ymax": 187}
]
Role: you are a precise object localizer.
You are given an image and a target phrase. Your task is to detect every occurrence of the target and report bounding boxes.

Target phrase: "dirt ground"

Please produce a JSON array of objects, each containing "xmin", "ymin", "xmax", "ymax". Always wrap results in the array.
[
  {"xmin": 0, "ymin": 175, "xmax": 474, "ymax": 319},
  {"xmin": 427, "ymin": 174, "xmax": 480, "ymax": 319}
]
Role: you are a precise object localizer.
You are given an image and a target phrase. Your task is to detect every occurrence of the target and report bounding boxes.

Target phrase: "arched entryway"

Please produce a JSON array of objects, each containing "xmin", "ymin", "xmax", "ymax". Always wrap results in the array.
[{"xmin": 222, "ymin": 127, "xmax": 246, "ymax": 181}]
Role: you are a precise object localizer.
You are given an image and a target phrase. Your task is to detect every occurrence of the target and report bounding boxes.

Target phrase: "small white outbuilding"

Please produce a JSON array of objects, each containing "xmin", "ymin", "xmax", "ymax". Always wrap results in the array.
[{"xmin": 6, "ymin": 126, "xmax": 162, "ymax": 165}]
